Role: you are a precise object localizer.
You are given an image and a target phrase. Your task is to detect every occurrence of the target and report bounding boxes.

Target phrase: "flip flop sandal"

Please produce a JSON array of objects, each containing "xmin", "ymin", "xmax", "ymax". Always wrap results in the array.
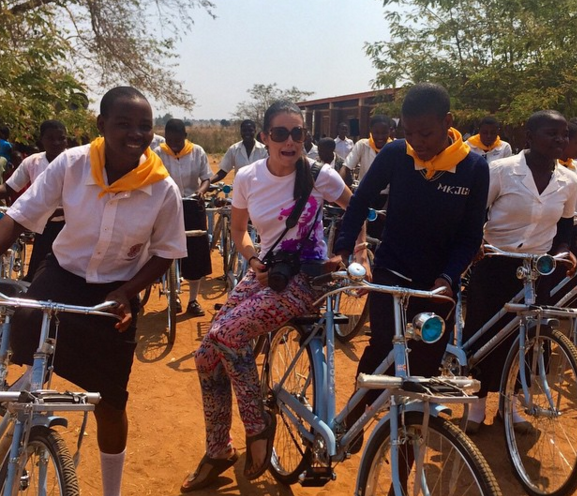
[
  {"xmin": 180, "ymin": 449, "xmax": 239, "ymax": 493},
  {"xmin": 244, "ymin": 412, "xmax": 277, "ymax": 480}
]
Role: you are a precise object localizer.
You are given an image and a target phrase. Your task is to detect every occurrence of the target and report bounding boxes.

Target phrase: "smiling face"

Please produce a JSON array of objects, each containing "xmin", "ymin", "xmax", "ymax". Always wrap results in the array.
[
  {"xmin": 401, "ymin": 113, "xmax": 453, "ymax": 162},
  {"xmin": 261, "ymin": 111, "xmax": 305, "ymax": 176},
  {"xmin": 97, "ymin": 96, "xmax": 153, "ymax": 170},
  {"xmin": 240, "ymin": 122, "xmax": 256, "ymax": 143},
  {"xmin": 370, "ymin": 122, "xmax": 391, "ymax": 149}
]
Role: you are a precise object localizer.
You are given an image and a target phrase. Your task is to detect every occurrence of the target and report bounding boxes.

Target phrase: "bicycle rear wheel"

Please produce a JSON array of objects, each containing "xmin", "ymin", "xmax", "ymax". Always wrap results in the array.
[
  {"xmin": 335, "ymin": 290, "xmax": 370, "ymax": 342},
  {"xmin": 0, "ymin": 425, "xmax": 79, "ymax": 495},
  {"xmin": 261, "ymin": 323, "xmax": 316, "ymax": 485},
  {"xmin": 166, "ymin": 262, "xmax": 178, "ymax": 345},
  {"xmin": 501, "ymin": 325, "xmax": 577, "ymax": 496},
  {"xmin": 357, "ymin": 411, "xmax": 501, "ymax": 496}
]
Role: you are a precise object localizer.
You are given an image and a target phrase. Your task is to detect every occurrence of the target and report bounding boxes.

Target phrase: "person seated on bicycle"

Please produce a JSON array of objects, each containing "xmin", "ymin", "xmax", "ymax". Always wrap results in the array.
[
  {"xmin": 210, "ymin": 119, "xmax": 268, "ymax": 184},
  {"xmin": 463, "ymin": 110, "xmax": 577, "ymax": 434},
  {"xmin": 0, "ymin": 119, "xmax": 68, "ymax": 281},
  {"xmin": 335, "ymin": 82, "xmax": 490, "ymax": 452},
  {"xmin": 181, "ymin": 100, "xmax": 368, "ymax": 492},
  {"xmin": 0, "ymin": 86, "xmax": 187, "ymax": 496},
  {"xmin": 155, "ymin": 118, "xmax": 212, "ymax": 316}
]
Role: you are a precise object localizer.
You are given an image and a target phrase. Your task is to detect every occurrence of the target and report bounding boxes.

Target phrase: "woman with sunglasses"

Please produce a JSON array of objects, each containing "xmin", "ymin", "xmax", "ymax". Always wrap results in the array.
[{"xmin": 181, "ymin": 100, "xmax": 368, "ymax": 492}]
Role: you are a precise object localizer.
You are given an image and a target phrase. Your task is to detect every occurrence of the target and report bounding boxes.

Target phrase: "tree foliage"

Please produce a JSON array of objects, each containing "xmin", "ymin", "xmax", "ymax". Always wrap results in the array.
[
  {"xmin": 233, "ymin": 84, "xmax": 314, "ymax": 127},
  {"xmin": 367, "ymin": 0, "xmax": 577, "ymax": 126},
  {"xmin": 1, "ymin": 0, "xmax": 215, "ymax": 142}
]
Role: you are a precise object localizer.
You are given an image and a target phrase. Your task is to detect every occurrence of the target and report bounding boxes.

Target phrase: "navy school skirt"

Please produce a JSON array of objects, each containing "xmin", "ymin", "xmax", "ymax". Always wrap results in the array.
[{"xmin": 181, "ymin": 198, "xmax": 212, "ymax": 280}]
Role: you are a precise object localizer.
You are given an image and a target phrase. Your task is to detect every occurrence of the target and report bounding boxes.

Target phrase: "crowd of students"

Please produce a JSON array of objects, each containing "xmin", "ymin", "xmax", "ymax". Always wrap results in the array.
[{"xmin": 1, "ymin": 81, "xmax": 577, "ymax": 495}]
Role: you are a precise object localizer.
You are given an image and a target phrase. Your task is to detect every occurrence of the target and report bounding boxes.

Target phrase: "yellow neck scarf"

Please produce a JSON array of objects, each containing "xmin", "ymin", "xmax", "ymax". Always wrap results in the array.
[
  {"xmin": 368, "ymin": 135, "xmax": 392, "ymax": 153},
  {"xmin": 90, "ymin": 137, "xmax": 169, "ymax": 198},
  {"xmin": 467, "ymin": 133, "xmax": 502, "ymax": 152},
  {"xmin": 159, "ymin": 140, "xmax": 194, "ymax": 159},
  {"xmin": 559, "ymin": 158, "xmax": 574, "ymax": 168},
  {"xmin": 406, "ymin": 128, "xmax": 470, "ymax": 179}
]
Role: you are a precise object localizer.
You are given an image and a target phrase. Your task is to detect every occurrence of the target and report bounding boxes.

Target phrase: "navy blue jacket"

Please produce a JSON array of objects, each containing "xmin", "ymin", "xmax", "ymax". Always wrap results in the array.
[{"xmin": 335, "ymin": 139, "xmax": 489, "ymax": 287}]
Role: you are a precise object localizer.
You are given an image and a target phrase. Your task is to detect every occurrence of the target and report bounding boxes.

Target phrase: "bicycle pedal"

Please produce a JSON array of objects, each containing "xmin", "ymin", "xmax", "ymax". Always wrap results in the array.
[{"xmin": 298, "ymin": 466, "xmax": 335, "ymax": 487}]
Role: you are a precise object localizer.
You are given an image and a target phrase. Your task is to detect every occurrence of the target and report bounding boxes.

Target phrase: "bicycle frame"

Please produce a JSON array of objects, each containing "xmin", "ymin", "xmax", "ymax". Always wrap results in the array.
[{"xmin": 0, "ymin": 286, "xmax": 119, "ymax": 494}]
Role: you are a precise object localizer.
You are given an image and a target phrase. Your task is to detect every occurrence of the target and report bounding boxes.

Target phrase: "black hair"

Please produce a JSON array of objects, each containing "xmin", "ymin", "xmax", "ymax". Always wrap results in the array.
[
  {"xmin": 165, "ymin": 118, "xmax": 186, "ymax": 135},
  {"xmin": 369, "ymin": 114, "xmax": 391, "ymax": 129},
  {"xmin": 0, "ymin": 126, "xmax": 9, "ymax": 140},
  {"xmin": 240, "ymin": 119, "xmax": 256, "ymax": 130},
  {"xmin": 338, "ymin": 122, "xmax": 348, "ymax": 129},
  {"xmin": 39, "ymin": 120, "xmax": 66, "ymax": 138},
  {"xmin": 479, "ymin": 116, "xmax": 500, "ymax": 128},
  {"xmin": 318, "ymin": 137, "xmax": 336, "ymax": 151},
  {"xmin": 401, "ymin": 83, "xmax": 450, "ymax": 120},
  {"xmin": 526, "ymin": 110, "xmax": 565, "ymax": 133},
  {"xmin": 100, "ymin": 86, "xmax": 148, "ymax": 118},
  {"xmin": 262, "ymin": 100, "xmax": 311, "ymax": 201}
]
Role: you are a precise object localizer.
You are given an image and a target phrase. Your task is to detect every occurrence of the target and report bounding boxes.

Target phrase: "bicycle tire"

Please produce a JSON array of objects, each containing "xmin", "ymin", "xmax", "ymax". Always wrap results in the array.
[
  {"xmin": 335, "ymin": 292, "xmax": 370, "ymax": 342},
  {"xmin": 138, "ymin": 285, "xmax": 152, "ymax": 310},
  {"xmin": 221, "ymin": 214, "xmax": 232, "ymax": 275},
  {"xmin": 0, "ymin": 425, "xmax": 79, "ymax": 495},
  {"xmin": 166, "ymin": 262, "xmax": 178, "ymax": 345},
  {"xmin": 225, "ymin": 246, "xmax": 243, "ymax": 291},
  {"xmin": 501, "ymin": 325, "xmax": 577, "ymax": 496},
  {"xmin": 261, "ymin": 323, "xmax": 316, "ymax": 485},
  {"xmin": 357, "ymin": 411, "xmax": 502, "ymax": 496}
]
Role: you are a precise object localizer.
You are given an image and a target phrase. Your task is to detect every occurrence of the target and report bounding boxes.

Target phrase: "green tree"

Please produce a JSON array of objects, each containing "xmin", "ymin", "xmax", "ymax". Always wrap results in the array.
[
  {"xmin": 366, "ymin": 0, "xmax": 577, "ymax": 125},
  {"xmin": 1, "ymin": 0, "xmax": 215, "ymax": 142},
  {"xmin": 233, "ymin": 84, "xmax": 314, "ymax": 126}
]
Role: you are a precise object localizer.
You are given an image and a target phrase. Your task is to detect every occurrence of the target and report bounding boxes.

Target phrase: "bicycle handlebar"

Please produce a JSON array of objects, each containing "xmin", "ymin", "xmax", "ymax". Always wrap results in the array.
[
  {"xmin": 483, "ymin": 244, "xmax": 571, "ymax": 264},
  {"xmin": 0, "ymin": 293, "xmax": 122, "ymax": 320}
]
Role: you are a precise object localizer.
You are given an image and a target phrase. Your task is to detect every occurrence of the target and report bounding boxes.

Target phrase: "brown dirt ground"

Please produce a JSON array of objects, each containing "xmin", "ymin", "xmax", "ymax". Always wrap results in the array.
[{"xmin": 25, "ymin": 155, "xmax": 529, "ymax": 495}]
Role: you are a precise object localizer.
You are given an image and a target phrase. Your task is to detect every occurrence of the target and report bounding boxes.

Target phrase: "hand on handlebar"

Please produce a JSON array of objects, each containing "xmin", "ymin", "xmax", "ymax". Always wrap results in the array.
[
  {"xmin": 554, "ymin": 249, "xmax": 577, "ymax": 277},
  {"xmin": 104, "ymin": 289, "xmax": 133, "ymax": 332},
  {"xmin": 431, "ymin": 278, "xmax": 454, "ymax": 299}
]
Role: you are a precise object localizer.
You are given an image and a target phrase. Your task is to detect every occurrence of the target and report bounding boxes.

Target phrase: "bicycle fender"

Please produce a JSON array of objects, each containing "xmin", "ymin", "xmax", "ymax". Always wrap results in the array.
[{"xmin": 32, "ymin": 414, "xmax": 68, "ymax": 429}]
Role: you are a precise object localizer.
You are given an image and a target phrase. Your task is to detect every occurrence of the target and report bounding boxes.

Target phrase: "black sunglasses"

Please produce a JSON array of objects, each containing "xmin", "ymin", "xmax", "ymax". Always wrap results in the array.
[{"xmin": 268, "ymin": 126, "xmax": 306, "ymax": 143}]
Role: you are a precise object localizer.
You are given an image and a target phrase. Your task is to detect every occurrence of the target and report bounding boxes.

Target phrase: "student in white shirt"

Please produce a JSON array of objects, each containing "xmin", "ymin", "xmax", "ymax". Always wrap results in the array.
[
  {"xmin": 464, "ymin": 110, "xmax": 577, "ymax": 434},
  {"xmin": 334, "ymin": 122, "xmax": 354, "ymax": 159},
  {"xmin": 318, "ymin": 137, "xmax": 345, "ymax": 173},
  {"xmin": 558, "ymin": 119, "xmax": 577, "ymax": 172},
  {"xmin": 303, "ymin": 130, "xmax": 319, "ymax": 160},
  {"xmin": 210, "ymin": 120, "xmax": 268, "ymax": 183},
  {"xmin": 339, "ymin": 114, "xmax": 392, "ymax": 183},
  {"xmin": 466, "ymin": 116, "xmax": 513, "ymax": 164},
  {"xmin": 155, "ymin": 119, "xmax": 212, "ymax": 316},
  {"xmin": 0, "ymin": 120, "xmax": 68, "ymax": 281},
  {"xmin": 0, "ymin": 87, "xmax": 187, "ymax": 496}
]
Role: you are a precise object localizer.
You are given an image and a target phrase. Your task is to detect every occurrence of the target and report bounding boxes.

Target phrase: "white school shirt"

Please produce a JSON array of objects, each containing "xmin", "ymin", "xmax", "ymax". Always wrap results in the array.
[
  {"xmin": 7, "ymin": 144, "xmax": 187, "ymax": 283},
  {"xmin": 304, "ymin": 144, "xmax": 319, "ymax": 160},
  {"xmin": 467, "ymin": 140, "xmax": 513, "ymax": 164},
  {"xmin": 233, "ymin": 159, "xmax": 345, "ymax": 260},
  {"xmin": 335, "ymin": 136, "xmax": 354, "ymax": 160},
  {"xmin": 485, "ymin": 150, "xmax": 577, "ymax": 254},
  {"xmin": 219, "ymin": 140, "xmax": 268, "ymax": 174},
  {"xmin": 155, "ymin": 145, "xmax": 212, "ymax": 197},
  {"xmin": 343, "ymin": 139, "xmax": 377, "ymax": 180},
  {"xmin": 7, "ymin": 151, "xmax": 50, "ymax": 191}
]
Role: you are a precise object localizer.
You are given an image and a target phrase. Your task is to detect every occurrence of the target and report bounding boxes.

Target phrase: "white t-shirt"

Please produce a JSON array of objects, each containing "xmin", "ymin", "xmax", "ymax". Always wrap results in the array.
[
  {"xmin": 485, "ymin": 150, "xmax": 577, "ymax": 254},
  {"xmin": 8, "ymin": 144, "xmax": 187, "ymax": 283},
  {"xmin": 219, "ymin": 140, "xmax": 268, "ymax": 174},
  {"xmin": 343, "ymin": 139, "xmax": 377, "ymax": 180},
  {"xmin": 233, "ymin": 159, "xmax": 345, "ymax": 260},
  {"xmin": 467, "ymin": 140, "xmax": 513, "ymax": 164},
  {"xmin": 7, "ymin": 151, "xmax": 50, "ymax": 191},
  {"xmin": 335, "ymin": 136, "xmax": 354, "ymax": 160},
  {"xmin": 155, "ymin": 145, "xmax": 211, "ymax": 197}
]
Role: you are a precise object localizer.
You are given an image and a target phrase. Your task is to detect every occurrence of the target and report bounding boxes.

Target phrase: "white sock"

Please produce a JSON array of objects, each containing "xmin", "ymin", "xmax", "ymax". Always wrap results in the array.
[
  {"xmin": 188, "ymin": 279, "xmax": 201, "ymax": 302},
  {"xmin": 468, "ymin": 396, "xmax": 486, "ymax": 424},
  {"xmin": 100, "ymin": 449, "xmax": 126, "ymax": 496}
]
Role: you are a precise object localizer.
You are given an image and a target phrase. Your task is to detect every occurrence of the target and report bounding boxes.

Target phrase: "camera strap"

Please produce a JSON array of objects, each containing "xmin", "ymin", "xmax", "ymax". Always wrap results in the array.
[{"xmin": 264, "ymin": 161, "xmax": 323, "ymax": 262}]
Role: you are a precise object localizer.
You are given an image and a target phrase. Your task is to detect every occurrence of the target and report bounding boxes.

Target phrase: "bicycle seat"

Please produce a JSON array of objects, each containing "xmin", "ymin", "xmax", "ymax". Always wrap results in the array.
[{"xmin": 0, "ymin": 279, "xmax": 29, "ymax": 297}]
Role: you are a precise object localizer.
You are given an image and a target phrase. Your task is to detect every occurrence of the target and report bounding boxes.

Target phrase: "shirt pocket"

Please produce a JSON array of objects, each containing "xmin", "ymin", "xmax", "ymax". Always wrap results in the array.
[{"xmin": 119, "ymin": 235, "xmax": 148, "ymax": 262}]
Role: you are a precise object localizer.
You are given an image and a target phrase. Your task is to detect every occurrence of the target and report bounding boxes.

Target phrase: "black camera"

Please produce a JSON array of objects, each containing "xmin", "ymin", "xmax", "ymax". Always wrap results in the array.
[{"xmin": 264, "ymin": 250, "xmax": 300, "ymax": 292}]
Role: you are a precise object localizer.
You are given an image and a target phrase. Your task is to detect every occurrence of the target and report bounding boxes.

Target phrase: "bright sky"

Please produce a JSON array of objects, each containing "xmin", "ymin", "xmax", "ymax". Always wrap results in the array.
[{"xmin": 155, "ymin": 0, "xmax": 389, "ymax": 120}]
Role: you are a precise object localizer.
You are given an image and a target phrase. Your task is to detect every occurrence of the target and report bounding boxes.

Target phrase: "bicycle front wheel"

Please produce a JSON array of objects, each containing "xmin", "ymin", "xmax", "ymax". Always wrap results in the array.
[
  {"xmin": 261, "ymin": 323, "xmax": 316, "ymax": 485},
  {"xmin": 166, "ymin": 262, "xmax": 178, "ymax": 345},
  {"xmin": 335, "ymin": 290, "xmax": 370, "ymax": 342},
  {"xmin": 357, "ymin": 411, "xmax": 501, "ymax": 496},
  {"xmin": 501, "ymin": 325, "xmax": 577, "ymax": 496},
  {"xmin": 1, "ymin": 425, "xmax": 79, "ymax": 495}
]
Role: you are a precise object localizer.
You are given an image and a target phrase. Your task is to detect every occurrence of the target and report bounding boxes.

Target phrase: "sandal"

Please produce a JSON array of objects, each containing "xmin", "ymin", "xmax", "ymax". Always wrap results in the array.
[
  {"xmin": 244, "ymin": 412, "xmax": 277, "ymax": 480},
  {"xmin": 180, "ymin": 449, "xmax": 239, "ymax": 493}
]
